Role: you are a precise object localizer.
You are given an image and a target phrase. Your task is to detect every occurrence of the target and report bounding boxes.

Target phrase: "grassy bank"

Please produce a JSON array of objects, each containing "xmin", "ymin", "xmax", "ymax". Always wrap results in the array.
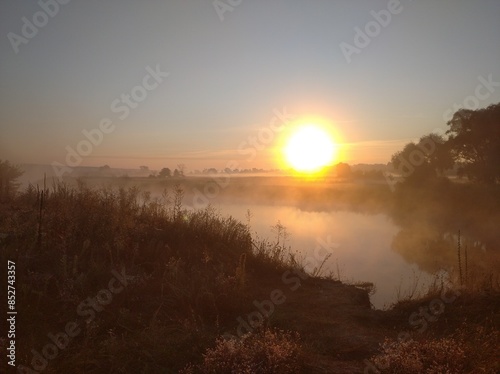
[
  {"xmin": 0, "ymin": 182, "xmax": 329, "ymax": 372},
  {"xmin": 0, "ymin": 181, "xmax": 498, "ymax": 373}
]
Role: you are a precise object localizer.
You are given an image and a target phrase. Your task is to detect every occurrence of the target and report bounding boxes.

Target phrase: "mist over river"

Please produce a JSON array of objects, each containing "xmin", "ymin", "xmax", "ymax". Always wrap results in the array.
[
  {"xmin": 212, "ymin": 202, "xmax": 436, "ymax": 309},
  {"xmin": 32, "ymin": 174, "xmax": 498, "ymax": 310}
]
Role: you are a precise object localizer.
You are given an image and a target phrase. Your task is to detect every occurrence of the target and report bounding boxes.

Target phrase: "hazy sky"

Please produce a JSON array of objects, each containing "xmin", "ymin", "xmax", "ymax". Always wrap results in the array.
[{"xmin": 1, "ymin": 0, "xmax": 499, "ymax": 171}]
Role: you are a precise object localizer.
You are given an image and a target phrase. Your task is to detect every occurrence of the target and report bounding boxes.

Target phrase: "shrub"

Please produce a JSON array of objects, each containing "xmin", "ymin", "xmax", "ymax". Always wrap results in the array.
[
  {"xmin": 372, "ymin": 337, "xmax": 466, "ymax": 373},
  {"xmin": 371, "ymin": 323, "xmax": 499, "ymax": 374},
  {"xmin": 182, "ymin": 328, "xmax": 302, "ymax": 374}
]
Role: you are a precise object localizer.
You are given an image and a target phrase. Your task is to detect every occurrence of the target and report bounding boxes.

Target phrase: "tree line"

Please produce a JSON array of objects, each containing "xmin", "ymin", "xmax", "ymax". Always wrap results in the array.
[{"xmin": 391, "ymin": 102, "xmax": 500, "ymax": 184}]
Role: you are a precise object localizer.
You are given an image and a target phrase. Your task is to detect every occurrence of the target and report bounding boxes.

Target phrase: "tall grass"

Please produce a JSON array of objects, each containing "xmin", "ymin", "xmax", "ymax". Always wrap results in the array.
[
  {"xmin": 0, "ymin": 182, "xmax": 273, "ymax": 372},
  {"xmin": 380, "ymin": 230, "xmax": 500, "ymax": 374}
]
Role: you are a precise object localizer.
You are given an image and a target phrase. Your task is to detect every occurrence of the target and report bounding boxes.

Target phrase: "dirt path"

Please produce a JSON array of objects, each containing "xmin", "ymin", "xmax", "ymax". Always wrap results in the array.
[{"xmin": 265, "ymin": 277, "xmax": 398, "ymax": 373}]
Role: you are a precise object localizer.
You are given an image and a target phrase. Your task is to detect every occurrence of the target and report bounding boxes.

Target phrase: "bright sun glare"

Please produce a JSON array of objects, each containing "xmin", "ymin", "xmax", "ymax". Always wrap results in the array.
[{"xmin": 284, "ymin": 125, "xmax": 337, "ymax": 173}]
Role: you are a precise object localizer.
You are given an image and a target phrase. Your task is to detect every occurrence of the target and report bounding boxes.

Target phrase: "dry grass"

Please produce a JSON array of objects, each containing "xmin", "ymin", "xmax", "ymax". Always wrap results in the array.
[
  {"xmin": 0, "ymin": 182, "xmax": 263, "ymax": 372},
  {"xmin": 0, "ymin": 182, "xmax": 313, "ymax": 372},
  {"xmin": 180, "ymin": 328, "xmax": 302, "ymax": 374},
  {"xmin": 1, "ymin": 178, "xmax": 498, "ymax": 373},
  {"xmin": 370, "ymin": 322, "xmax": 499, "ymax": 374}
]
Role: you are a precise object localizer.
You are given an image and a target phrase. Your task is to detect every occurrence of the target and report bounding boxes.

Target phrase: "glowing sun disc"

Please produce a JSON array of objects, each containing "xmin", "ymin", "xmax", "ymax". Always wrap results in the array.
[{"xmin": 284, "ymin": 125, "xmax": 336, "ymax": 172}]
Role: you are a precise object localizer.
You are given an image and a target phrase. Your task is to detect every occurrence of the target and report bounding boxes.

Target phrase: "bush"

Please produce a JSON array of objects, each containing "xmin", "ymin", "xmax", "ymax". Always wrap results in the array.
[
  {"xmin": 370, "ymin": 323, "xmax": 499, "ymax": 374},
  {"xmin": 182, "ymin": 328, "xmax": 302, "ymax": 374},
  {"xmin": 372, "ymin": 337, "xmax": 466, "ymax": 373}
]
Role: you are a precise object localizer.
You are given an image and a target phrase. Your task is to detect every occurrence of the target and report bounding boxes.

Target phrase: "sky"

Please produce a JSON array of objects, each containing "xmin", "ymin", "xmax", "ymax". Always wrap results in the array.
[{"xmin": 1, "ymin": 0, "xmax": 499, "ymax": 172}]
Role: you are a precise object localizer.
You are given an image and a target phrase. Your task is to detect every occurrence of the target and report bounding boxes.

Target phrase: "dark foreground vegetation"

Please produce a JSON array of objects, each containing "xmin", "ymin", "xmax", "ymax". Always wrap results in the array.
[
  {"xmin": 0, "ymin": 179, "xmax": 498, "ymax": 373},
  {"xmin": 1, "ymin": 182, "xmax": 286, "ymax": 372}
]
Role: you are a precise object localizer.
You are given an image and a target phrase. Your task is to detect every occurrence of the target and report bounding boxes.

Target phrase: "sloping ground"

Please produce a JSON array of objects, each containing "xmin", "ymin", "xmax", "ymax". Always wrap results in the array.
[
  {"xmin": 279, "ymin": 280, "xmax": 393, "ymax": 373},
  {"xmin": 243, "ymin": 275, "xmax": 398, "ymax": 373},
  {"xmin": 266, "ymin": 276, "xmax": 500, "ymax": 373}
]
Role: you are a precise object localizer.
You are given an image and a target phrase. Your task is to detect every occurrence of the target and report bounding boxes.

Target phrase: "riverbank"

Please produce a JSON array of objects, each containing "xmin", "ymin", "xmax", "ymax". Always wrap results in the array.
[{"xmin": 0, "ymin": 182, "xmax": 498, "ymax": 373}]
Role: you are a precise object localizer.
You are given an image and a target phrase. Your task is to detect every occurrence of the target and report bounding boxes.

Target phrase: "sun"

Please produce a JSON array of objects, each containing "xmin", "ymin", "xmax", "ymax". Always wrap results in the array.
[{"xmin": 284, "ymin": 125, "xmax": 337, "ymax": 173}]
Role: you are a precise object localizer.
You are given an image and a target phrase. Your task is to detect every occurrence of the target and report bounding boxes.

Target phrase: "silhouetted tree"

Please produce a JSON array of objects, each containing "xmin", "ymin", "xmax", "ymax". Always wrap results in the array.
[
  {"xmin": 0, "ymin": 160, "xmax": 24, "ymax": 201},
  {"xmin": 335, "ymin": 162, "xmax": 352, "ymax": 178},
  {"xmin": 177, "ymin": 163, "xmax": 186, "ymax": 177},
  {"xmin": 391, "ymin": 134, "xmax": 452, "ymax": 185},
  {"xmin": 446, "ymin": 103, "xmax": 500, "ymax": 183},
  {"xmin": 99, "ymin": 164, "xmax": 112, "ymax": 176},
  {"xmin": 159, "ymin": 167, "xmax": 171, "ymax": 178},
  {"xmin": 420, "ymin": 133, "xmax": 454, "ymax": 174},
  {"xmin": 173, "ymin": 169, "xmax": 181, "ymax": 177}
]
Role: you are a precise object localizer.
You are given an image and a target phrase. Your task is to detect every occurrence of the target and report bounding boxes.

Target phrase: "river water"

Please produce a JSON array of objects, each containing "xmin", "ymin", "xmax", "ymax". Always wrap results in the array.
[{"xmin": 213, "ymin": 202, "xmax": 436, "ymax": 309}]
